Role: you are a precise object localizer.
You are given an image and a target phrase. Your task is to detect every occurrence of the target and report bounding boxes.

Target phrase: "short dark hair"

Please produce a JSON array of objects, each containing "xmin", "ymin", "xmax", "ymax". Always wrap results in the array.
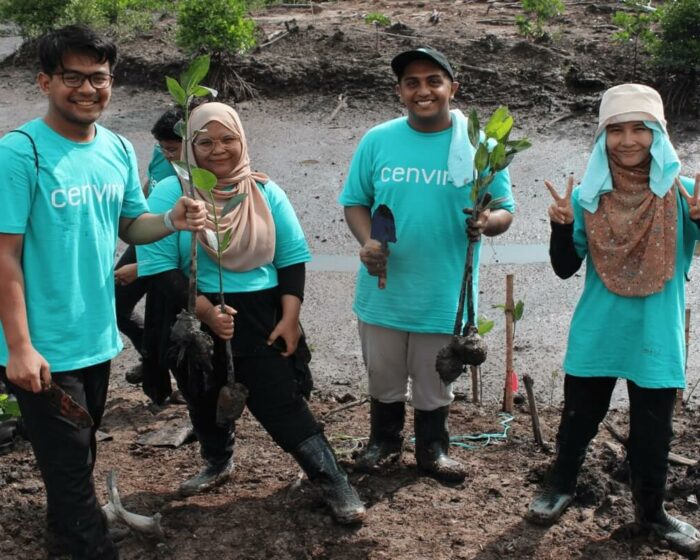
[
  {"xmin": 151, "ymin": 108, "xmax": 184, "ymax": 141},
  {"xmin": 38, "ymin": 25, "xmax": 117, "ymax": 75}
]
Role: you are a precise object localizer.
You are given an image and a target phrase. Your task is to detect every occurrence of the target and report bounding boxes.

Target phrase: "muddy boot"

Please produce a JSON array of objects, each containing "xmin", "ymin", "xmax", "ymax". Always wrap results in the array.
[
  {"xmin": 354, "ymin": 399, "xmax": 405, "ymax": 472},
  {"xmin": 179, "ymin": 458, "xmax": 234, "ymax": 496},
  {"xmin": 413, "ymin": 406, "xmax": 466, "ymax": 483},
  {"xmin": 632, "ymin": 479, "xmax": 700, "ymax": 555},
  {"xmin": 525, "ymin": 453, "xmax": 582, "ymax": 526},
  {"xmin": 292, "ymin": 433, "xmax": 366, "ymax": 525}
]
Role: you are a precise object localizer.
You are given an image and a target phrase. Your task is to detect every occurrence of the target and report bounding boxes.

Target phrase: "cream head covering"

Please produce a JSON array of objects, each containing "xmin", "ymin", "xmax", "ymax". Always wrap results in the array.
[
  {"xmin": 185, "ymin": 102, "xmax": 276, "ymax": 272},
  {"xmin": 595, "ymin": 83, "xmax": 667, "ymax": 138}
]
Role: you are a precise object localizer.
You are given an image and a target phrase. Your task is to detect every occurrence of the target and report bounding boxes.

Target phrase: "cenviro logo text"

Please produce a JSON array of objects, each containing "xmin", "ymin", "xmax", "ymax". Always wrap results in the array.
[
  {"xmin": 380, "ymin": 167, "xmax": 451, "ymax": 186},
  {"xmin": 50, "ymin": 183, "xmax": 122, "ymax": 208}
]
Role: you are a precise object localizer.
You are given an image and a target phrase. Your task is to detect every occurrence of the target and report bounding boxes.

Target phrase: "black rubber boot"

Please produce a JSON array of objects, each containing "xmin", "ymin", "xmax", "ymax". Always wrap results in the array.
[
  {"xmin": 354, "ymin": 399, "xmax": 405, "ymax": 472},
  {"xmin": 632, "ymin": 478, "xmax": 700, "ymax": 556},
  {"xmin": 292, "ymin": 433, "xmax": 366, "ymax": 525},
  {"xmin": 179, "ymin": 457, "xmax": 234, "ymax": 496},
  {"xmin": 525, "ymin": 452, "xmax": 583, "ymax": 526},
  {"xmin": 413, "ymin": 406, "xmax": 466, "ymax": 483}
]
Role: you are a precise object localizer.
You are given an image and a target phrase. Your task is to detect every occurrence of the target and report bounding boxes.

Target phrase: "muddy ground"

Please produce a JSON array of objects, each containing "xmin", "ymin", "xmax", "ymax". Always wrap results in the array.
[{"xmin": 1, "ymin": 1, "xmax": 700, "ymax": 559}]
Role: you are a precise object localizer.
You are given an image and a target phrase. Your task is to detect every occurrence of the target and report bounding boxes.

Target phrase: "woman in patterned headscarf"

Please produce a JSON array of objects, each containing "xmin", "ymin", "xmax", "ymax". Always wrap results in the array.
[
  {"xmin": 525, "ymin": 84, "xmax": 700, "ymax": 555},
  {"xmin": 137, "ymin": 102, "xmax": 365, "ymax": 525}
]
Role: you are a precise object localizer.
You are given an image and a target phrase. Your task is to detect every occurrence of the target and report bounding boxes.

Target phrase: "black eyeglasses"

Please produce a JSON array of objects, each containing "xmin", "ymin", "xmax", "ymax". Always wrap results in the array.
[{"xmin": 53, "ymin": 70, "xmax": 114, "ymax": 89}]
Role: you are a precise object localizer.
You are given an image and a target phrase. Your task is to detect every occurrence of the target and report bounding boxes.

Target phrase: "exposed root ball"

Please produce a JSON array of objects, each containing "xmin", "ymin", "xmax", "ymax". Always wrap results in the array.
[
  {"xmin": 436, "ymin": 330, "xmax": 488, "ymax": 383},
  {"xmin": 216, "ymin": 382, "xmax": 249, "ymax": 427},
  {"xmin": 170, "ymin": 310, "xmax": 214, "ymax": 374}
]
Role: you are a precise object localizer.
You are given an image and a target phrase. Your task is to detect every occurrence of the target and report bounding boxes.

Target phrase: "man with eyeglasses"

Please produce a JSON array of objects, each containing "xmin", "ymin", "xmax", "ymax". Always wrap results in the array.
[{"xmin": 0, "ymin": 25, "xmax": 206, "ymax": 560}]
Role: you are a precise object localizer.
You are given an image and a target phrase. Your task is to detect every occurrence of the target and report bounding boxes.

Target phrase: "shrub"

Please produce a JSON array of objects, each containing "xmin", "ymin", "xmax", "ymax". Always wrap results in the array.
[
  {"xmin": 0, "ymin": 0, "xmax": 71, "ymax": 38},
  {"xmin": 651, "ymin": 0, "xmax": 700, "ymax": 73},
  {"xmin": 611, "ymin": 0, "xmax": 658, "ymax": 78},
  {"xmin": 651, "ymin": 0, "xmax": 700, "ymax": 113},
  {"xmin": 515, "ymin": 0, "xmax": 565, "ymax": 40},
  {"xmin": 177, "ymin": 0, "xmax": 257, "ymax": 54},
  {"xmin": 364, "ymin": 12, "xmax": 390, "ymax": 27}
]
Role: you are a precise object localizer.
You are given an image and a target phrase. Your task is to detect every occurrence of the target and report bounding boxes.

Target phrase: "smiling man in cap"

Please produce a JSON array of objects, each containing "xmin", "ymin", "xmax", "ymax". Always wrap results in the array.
[{"xmin": 339, "ymin": 47, "xmax": 515, "ymax": 482}]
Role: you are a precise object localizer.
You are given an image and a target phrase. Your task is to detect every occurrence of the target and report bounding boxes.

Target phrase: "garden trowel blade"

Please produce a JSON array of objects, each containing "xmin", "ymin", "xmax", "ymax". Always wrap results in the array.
[
  {"xmin": 370, "ymin": 204, "xmax": 396, "ymax": 245},
  {"xmin": 42, "ymin": 382, "xmax": 94, "ymax": 429}
]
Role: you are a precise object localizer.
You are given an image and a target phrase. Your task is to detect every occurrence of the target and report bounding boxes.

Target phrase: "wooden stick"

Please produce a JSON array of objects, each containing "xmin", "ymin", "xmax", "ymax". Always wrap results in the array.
[
  {"xmin": 327, "ymin": 93, "xmax": 347, "ymax": 123},
  {"xmin": 603, "ymin": 420, "xmax": 697, "ymax": 466},
  {"xmin": 678, "ymin": 308, "xmax": 690, "ymax": 413},
  {"xmin": 470, "ymin": 365, "xmax": 480, "ymax": 404},
  {"xmin": 503, "ymin": 274, "xmax": 514, "ymax": 413},
  {"xmin": 322, "ymin": 396, "xmax": 369, "ymax": 420},
  {"xmin": 258, "ymin": 31, "xmax": 290, "ymax": 50},
  {"xmin": 523, "ymin": 374, "xmax": 544, "ymax": 447}
]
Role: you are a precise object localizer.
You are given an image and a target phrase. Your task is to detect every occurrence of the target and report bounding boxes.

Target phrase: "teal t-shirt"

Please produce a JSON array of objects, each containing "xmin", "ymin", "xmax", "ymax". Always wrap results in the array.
[
  {"xmin": 339, "ymin": 116, "xmax": 515, "ymax": 334},
  {"xmin": 563, "ymin": 177, "xmax": 700, "ymax": 389},
  {"xmin": 0, "ymin": 119, "xmax": 148, "ymax": 372},
  {"xmin": 146, "ymin": 144, "xmax": 176, "ymax": 196},
  {"xmin": 137, "ymin": 176, "xmax": 311, "ymax": 291}
]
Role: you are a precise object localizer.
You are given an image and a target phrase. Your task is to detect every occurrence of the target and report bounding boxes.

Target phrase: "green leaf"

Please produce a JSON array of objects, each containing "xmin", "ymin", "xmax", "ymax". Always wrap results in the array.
[
  {"xmin": 174, "ymin": 120, "xmax": 186, "ymax": 139},
  {"xmin": 488, "ymin": 143, "xmax": 506, "ymax": 171},
  {"xmin": 192, "ymin": 85, "xmax": 218, "ymax": 98},
  {"xmin": 496, "ymin": 153, "xmax": 516, "ymax": 171},
  {"xmin": 221, "ymin": 193, "xmax": 248, "ymax": 218},
  {"xmin": 493, "ymin": 115, "xmax": 514, "ymax": 142},
  {"xmin": 492, "ymin": 304, "xmax": 506, "ymax": 311},
  {"xmin": 220, "ymin": 228, "xmax": 233, "ymax": 252},
  {"xmin": 171, "ymin": 160, "xmax": 191, "ymax": 182},
  {"xmin": 166, "ymin": 76, "xmax": 187, "ymax": 107},
  {"xmin": 484, "ymin": 106, "xmax": 510, "ymax": 137},
  {"xmin": 514, "ymin": 300, "xmax": 525, "ymax": 322},
  {"xmin": 477, "ymin": 315, "xmax": 495, "ymax": 336},
  {"xmin": 468, "ymin": 109, "xmax": 480, "ymax": 148},
  {"xmin": 191, "ymin": 167, "xmax": 218, "ymax": 192},
  {"xmin": 181, "ymin": 54, "xmax": 211, "ymax": 94},
  {"xmin": 474, "ymin": 144, "xmax": 489, "ymax": 174},
  {"xmin": 506, "ymin": 139, "xmax": 532, "ymax": 153}
]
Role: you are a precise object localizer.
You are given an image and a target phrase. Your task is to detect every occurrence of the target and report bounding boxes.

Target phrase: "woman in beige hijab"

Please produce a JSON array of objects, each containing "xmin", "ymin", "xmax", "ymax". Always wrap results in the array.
[
  {"xmin": 137, "ymin": 102, "xmax": 365, "ymax": 525},
  {"xmin": 525, "ymin": 84, "xmax": 700, "ymax": 555}
]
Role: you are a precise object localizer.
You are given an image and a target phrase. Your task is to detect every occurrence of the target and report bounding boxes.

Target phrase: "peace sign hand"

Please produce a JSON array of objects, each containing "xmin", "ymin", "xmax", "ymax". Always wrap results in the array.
[
  {"xmin": 676, "ymin": 174, "xmax": 700, "ymax": 221},
  {"xmin": 544, "ymin": 176, "xmax": 575, "ymax": 225}
]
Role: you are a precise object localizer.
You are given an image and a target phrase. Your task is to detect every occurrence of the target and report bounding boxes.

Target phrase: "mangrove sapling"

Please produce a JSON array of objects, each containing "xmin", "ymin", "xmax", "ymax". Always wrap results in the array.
[
  {"xmin": 165, "ymin": 55, "xmax": 219, "ymax": 386},
  {"xmin": 205, "ymin": 189, "xmax": 249, "ymax": 427},
  {"xmin": 436, "ymin": 107, "xmax": 531, "ymax": 384}
]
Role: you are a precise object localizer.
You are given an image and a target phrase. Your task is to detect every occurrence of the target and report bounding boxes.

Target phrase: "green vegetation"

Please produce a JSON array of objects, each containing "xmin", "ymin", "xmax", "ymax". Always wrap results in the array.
[
  {"xmin": 364, "ymin": 11, "xmax": 390, "ymax": 27},
  {"xmin": 0, "ymin": 393, "xmax": 20, "ymax": 421},
  {"xmin": 612, "ymin": 0, "xmax": 658, "ymax": 78},
  {"xmin": 177, "ymin": 0, "xmax": 256, "ymax": 54},
  {"xmin": 515, "ymin": 0, "xmax": 565, "ymax": 40}
]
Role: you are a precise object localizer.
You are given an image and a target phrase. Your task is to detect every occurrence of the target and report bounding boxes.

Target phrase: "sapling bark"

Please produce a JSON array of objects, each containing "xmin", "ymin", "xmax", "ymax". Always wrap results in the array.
[{"xmin": 436, "ymin": 107, "xmax": 531, "ymax": 384}]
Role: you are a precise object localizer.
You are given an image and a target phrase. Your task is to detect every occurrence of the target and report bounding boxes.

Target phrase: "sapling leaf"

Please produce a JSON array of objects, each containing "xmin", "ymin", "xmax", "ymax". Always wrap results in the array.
[
  {"xmin": 477, "ymin": 315, "xmax": 495, "ymax": 336},
  {"xmin": 495, "ymin": 153, "xmax": 516, "ymax": 171},
  {"xmin": 485, "ymin": 195, "xmax": 508, "ymax": 210},
  {"xmin": 192, "ymin": 167, "xmax": 218, "ymax": 192},
  {"xmin": 506, "ymin": 139, "xmax": 532, "ymax": 152},
  {"xmin": 493, "ymin": 304, "xmax": 506, "ymax": 311},
  {"xmin": 181, "ymin": 54, "xmax": 210, "ymax": 94},
  {"xmin": 493, "ymin": 115, "xmax": 514, "ymax": 141},
  {"xmin": 484, "ymin": 106, "xmax": 510, "ymax": 137},
  {"xmin": 220, "ymin": 228, "xmax": 233, "ymax": 252},
  {"xmin": 221, "ymin": 193, "xmax": 248, "ymax": 218},
  {"xmin": 193, "ymin": 85, "xmax": 218, "ymax": 98},
  {"xmin": 474, "ymin": 144, "xmax": 489, "ymax": 174},
  {"xmin": 489, "ymin": 143, "xmax": 506, "ymax": 170},
  {"xmin": 171, "ymin": 160, "xmax": 191, "ymax": 181},
  {"xmin": 514, "ymin": 300, "xmax": 525, "ymax": 322},
  {"xmin": 174, "ymin": 120, "xmax": 186, "ymax": 139},
  {"xmin": 468, "ymin": 109, "xmax": 480, "ymax": 148},
  {"xmin": 166, "ymin": 77, "xmax": 187, "ymax": 107}
]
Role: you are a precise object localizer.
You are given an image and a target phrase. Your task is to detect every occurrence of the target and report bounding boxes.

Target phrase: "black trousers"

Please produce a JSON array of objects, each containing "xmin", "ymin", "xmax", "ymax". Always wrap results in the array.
[
  {"xmin": 1, "ymin": 362, "xmax": 117, "ymax": 560},
  {"xmin": 114, "ymin": 245, "xmax": 147, "ymax": 355},
  {"xmin": 115, "ymin": 246, "xmax": 174, "ymax": 403},
  {"xmin": 557, "ymin": 374, "xmax": 676, "ymax": 488},
  {"xmin": 173, "ymin": 348, "xmax": 321, "ymax": 466}
]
